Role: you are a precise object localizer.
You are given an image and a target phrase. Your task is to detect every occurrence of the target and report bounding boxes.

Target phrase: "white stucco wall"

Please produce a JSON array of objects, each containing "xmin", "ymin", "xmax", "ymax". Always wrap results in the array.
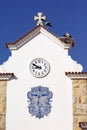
[{"xmin": 1, "ymin": 33, "xmax": 82, "ymax": 130}]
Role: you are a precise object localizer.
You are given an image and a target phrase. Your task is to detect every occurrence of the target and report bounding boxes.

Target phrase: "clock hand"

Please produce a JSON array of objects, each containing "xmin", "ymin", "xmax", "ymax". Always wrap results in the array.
[
  {"xmin": 32, "ymin": 63, "xmax": 38, "ymax": 67},
  {"xmin": 35, "ymin": 66, "xmax": 42, "ymax": 69},
  {"xmin": 32, "ymin": 63, "xmax": 42, "ymax": 69}
]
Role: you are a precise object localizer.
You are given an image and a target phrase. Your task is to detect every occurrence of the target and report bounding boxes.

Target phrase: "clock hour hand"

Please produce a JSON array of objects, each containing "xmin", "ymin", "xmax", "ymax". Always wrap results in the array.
[{"xmin": 32, "ymin": 63, "xmax": 42, "ymax": 69}]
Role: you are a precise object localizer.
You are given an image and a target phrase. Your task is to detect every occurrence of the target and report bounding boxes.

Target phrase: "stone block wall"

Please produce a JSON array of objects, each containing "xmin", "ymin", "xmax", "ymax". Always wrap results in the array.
[
  {"xmin": 0, "ymin": 81, "xmax": 7, "ymax": 130},
  {"xmin": 72, "ymin": 80, "xmax": 87, "ymax": 130}
]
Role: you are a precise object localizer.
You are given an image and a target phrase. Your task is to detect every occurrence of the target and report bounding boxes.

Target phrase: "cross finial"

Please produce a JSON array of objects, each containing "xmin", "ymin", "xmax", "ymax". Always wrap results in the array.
[{"xmin": 34, "ymin": 12, "xmax": 46, "ymax": 26}]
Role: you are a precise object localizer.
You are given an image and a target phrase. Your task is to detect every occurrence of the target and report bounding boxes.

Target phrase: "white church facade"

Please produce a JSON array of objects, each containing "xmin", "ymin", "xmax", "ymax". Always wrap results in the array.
[{"xmin": 0, "ymin": 12, "xmax": 87, "ymax": 130}]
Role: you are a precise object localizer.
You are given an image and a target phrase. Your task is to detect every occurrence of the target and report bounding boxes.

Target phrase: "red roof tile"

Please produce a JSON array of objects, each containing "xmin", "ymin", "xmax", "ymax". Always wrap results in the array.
[
  {"xmin": 65, "ymin": 72, "xmax": 87, "ymax": 79},
  {"xmin": 0, "ymin": 73, "xmax": 15, "ymax": 80}
]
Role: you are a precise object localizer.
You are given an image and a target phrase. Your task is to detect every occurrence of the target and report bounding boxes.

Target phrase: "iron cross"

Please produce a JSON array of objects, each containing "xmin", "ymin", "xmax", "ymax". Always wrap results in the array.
[{"xmin": 34, "ymin": 12, "xmax": 46, "ymax": 26}]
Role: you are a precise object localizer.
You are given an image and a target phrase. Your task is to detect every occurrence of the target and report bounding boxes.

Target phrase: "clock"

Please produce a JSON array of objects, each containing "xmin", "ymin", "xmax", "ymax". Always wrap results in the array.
[{"xmin": 29, "ymin": 58, "xmax": 50, "ymax": 78}]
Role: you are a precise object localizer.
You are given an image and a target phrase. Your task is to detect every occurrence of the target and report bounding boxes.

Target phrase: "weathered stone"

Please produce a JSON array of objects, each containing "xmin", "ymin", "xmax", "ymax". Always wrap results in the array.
[
  {"xmin": 73, "ymin": 123, "xmax": 81, "ymax": 130},
  {"xmin": 74, "ymin": 115, "xmax": 87, "ymax": 123},
  {"xmin": 0, "ymin": 94, "xmax": 6, "ymax": 102},
  {"xmin": 80, "ymin": 95, "xmax": 87, "ymax": 104},
  {"xmin": 72, "ymin": 80, "xmax": 79, "ymax": 84},
  {"xmin": 0, "ymin": 81, "xmax": 7, "ymax": 130},
  {"xmin": 0, "ymin": 128, "xmax": 5, "ymax": 130},
  {"xmin": 0, "ymin": 81, "xmax": 7, "ymax": 87},
  {"xmin": 0, "ymin": 115, "xmax": 5, "ymax": 129},
  {"xmin": 73, "ymin": 79, "xmax": 87, "ymax": 130},
  {"xmin": 79, "ymin": 80, "xmax": 87, "ymax": 84},
  {"xmin": 0, "ymin": 102, "xmax": 6, "ymax": 114}
]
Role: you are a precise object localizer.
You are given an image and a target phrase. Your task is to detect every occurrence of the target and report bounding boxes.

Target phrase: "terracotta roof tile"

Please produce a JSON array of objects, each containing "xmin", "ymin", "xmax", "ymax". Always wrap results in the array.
[
  {"xmin": 6, "ymin": 25, "xmax": 75, "ymax": 49},
  {"xmin": 0, "ymin": 73, "xmax": 15, "ymax": 80},
  {"xmin": 65, "ymin": 72, "xmax": 87, "ymax": 74},
  {"xmin": 65, "ymin": 72, "xmax": 87, "ymax": 79},
  {"xmin": 6, "ymin": 25, "xmax": 40, "ymax": 47}
]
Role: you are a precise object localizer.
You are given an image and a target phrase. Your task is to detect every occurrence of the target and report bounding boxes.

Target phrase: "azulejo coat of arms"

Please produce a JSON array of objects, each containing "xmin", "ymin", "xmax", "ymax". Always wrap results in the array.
[{"xmin": 27, "ymin": 86, "xmax": 53, "ymax": 119}]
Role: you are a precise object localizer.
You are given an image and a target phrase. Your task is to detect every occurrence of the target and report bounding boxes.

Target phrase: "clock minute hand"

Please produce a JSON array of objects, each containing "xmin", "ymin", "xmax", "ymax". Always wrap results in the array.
[{"xmin": 32, "ymin": 63, "xmax": 42, "ymax": 69}]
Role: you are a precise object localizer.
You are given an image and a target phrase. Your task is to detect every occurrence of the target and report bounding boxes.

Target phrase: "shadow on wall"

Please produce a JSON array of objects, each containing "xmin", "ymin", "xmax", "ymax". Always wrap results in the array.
[{"xmin": 0, "ymin": 43, "xmax": 11, "ymax": 65}]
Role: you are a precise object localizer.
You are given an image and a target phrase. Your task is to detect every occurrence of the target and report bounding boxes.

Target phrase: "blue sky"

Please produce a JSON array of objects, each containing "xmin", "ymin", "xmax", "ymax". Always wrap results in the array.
[{"xmin": 0, "ymin": 0, "xmax": 87, "ymax": 71}]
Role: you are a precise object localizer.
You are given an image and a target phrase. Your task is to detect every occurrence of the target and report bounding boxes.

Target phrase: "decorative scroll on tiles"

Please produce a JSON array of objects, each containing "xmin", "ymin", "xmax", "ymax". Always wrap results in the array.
[{"xmin": 27, "ymin": 86, "xmax": 53, "ymax": 119}]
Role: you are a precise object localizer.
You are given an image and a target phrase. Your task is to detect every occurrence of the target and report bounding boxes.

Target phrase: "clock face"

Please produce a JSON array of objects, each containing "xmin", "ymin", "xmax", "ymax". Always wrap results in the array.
[{"xmin": 29, "ymin": 58, "xmax": 50, "ymax": 78}]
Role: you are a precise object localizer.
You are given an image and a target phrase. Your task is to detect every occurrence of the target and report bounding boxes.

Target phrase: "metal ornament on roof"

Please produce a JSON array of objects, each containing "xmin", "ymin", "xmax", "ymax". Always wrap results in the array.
[
  {"xmin": 34, "ymin": 12, "xmax": 46, "ymax": 26},
  {"xmin": 27, "ymin": 86, "xmax": 53, "ymax": 119}
]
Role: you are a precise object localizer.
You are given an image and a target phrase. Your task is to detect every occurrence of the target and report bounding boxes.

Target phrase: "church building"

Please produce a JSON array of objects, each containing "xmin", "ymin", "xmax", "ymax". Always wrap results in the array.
[{"xmin": 0, "ymin": 12, "xmax": 87, "ymax": 130}]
